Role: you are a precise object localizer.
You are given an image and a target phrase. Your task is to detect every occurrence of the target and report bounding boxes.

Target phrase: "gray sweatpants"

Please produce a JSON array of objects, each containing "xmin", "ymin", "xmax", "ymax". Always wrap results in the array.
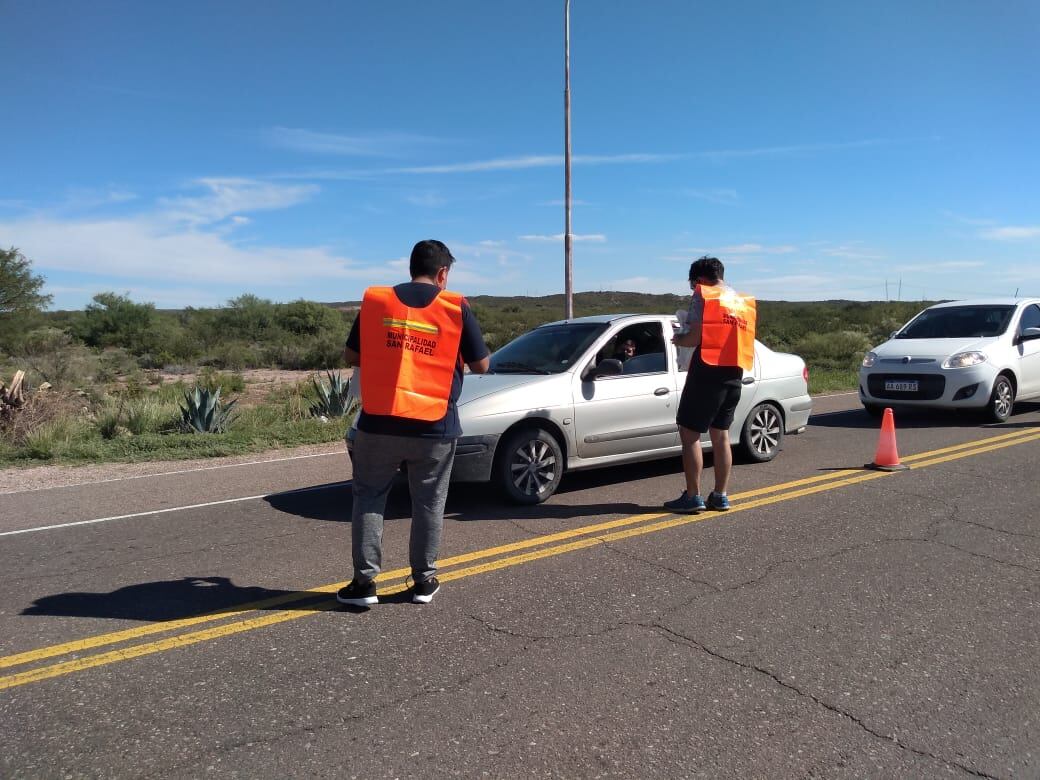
[{"xmin": 350, "ymin": 429, "xmax": 456, "ymax": 584}]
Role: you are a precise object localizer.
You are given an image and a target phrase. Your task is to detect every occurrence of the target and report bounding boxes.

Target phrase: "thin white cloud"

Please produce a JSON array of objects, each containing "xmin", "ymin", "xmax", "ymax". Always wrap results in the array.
[
  {"xmin": 273, "ymin": 138, "xmax": 901, "ymax": 181},
  {"xmin": 157, "ymin": 178, "xmax": 317, "ymax": 226},
  {"xmin": 696, "ymin": 138, "xmax": 903, "ymax": 162},
  {"xmin": 1, "ymin": 216, "xmax": 384, "ymax": 285},
  {"xmin": 519, "ymin": 233, "xmax": 606, "ymax": 243},
  {"xmin": 979, "ymin": 225, "xmax": 1040, "ymax": 241},
  {"xmin": 820, "ymin": 243, "xmax": 885, "ymax": 260},
  {"xmin": 405, "ymin": 191, "xmax": 447, "ymax": 208},
  {"xmin": 718, "ymin": 243, "xmax": 797, "ymax": 255},
  {"xmin": 898, "ymin": 260, "xmax": 984, "ymax": 272},
  {"xmin": 59, "ymin": 187, "xmax": 138, "ymax": 211},
  {"xmin": 265, "ymin": 127, "xmax": 443, "ymax": 157}
]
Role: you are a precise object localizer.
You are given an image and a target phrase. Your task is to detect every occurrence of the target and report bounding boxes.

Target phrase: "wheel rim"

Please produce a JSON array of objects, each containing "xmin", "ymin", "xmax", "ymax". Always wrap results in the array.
[
  {"xmin": 749, "ymin": 406, "xmax": 781, "ymax": 456},
  {"xmin": 509, "ymin": 439, "xmax": 557, "ymax": 496},
  {"xmin": 994, "ymin": 380, "xmax": 1013, "ymax": 418}
]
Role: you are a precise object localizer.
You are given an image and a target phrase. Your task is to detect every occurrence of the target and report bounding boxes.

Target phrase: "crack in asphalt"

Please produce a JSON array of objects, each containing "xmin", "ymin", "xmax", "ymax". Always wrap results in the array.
[
  {"xmin": 643, "ymin": 622, "xmax": 1000, "ymax": 779},
  {"xmin": 598, "ymin": 539, "xmax": 723, "ymax": 592},
  {"xmin": 954, "ymin": 518, "xmax": 1040, "ymax": 541}
]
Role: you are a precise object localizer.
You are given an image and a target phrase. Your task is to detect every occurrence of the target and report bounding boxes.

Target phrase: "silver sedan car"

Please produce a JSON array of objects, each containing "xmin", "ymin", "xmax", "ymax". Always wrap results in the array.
[{"xmin": 351, "ymin": 313, "xmax": 812, "ymax": 504}]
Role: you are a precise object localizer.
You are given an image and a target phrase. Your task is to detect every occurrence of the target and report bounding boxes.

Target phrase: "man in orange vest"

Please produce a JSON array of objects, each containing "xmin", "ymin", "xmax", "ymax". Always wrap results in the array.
[
  {"xmin": 666, "ymin": 256, "xmax": 756, "ymax": 514},
  {"xmin": 338, "ymin": 240, "xmax": 490, "ymax": 606}
]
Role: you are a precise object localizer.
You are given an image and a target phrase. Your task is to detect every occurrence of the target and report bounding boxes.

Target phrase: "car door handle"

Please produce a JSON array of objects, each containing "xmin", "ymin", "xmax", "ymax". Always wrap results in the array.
[
  {"xmin": 742, "ymin": 377, "xmax": 756, "ymax": 385},
  {"xmin": 654, "ymin": 387, "xmax": 670, "ymax": 396}
]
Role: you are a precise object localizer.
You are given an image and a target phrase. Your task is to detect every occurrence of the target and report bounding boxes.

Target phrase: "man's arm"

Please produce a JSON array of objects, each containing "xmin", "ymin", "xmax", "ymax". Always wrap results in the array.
[{"xmin": 459, "ymin": 298, "xmax": 491, "ymax": 374}]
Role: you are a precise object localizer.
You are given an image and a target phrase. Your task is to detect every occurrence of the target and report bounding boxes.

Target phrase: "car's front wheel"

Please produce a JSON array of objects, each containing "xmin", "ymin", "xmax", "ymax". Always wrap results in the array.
[
  {"xmin": 987, "ymin": 375, "xmax": 1015, "ymax": 422},
  {"xmin": 740, "ymin": 402, "xmax": 784, "ymax": 462},
  {"xmin": 494, "ymin": 427, "xmax": 564, "ymax": 504}
]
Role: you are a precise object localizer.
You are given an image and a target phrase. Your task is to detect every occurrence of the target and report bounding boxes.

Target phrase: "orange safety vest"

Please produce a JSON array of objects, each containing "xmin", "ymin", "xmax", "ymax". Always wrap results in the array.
[
  {"xmin": 697, "ymin": 283, "xmax": 757, "ymax": 371},
  {"xmin": 359, "ymin": 286, "xmax": 464, "ymax": 421}
]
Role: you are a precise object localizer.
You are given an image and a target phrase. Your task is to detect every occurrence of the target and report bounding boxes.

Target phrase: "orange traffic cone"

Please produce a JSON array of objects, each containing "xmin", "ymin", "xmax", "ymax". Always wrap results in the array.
[{"xmin": 866, "ymin": 407, "xmax": 909, "ymax": 471}]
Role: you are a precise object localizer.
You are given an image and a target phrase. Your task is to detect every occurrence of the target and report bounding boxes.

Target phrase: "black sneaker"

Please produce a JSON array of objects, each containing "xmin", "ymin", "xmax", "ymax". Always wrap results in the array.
[
  {"xmin": 336, "ymin": 579, "xmax": 377, "ymax": 606},
  {"xmin": 411, "ymin": 576, "xmax": 440, "ymax": 604}
]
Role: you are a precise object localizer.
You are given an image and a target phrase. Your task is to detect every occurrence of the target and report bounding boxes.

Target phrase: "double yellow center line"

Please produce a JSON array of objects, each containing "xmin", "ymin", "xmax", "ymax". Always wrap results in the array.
[{"xmin": 2, "ymin": 425, "xmax": 1038, "ymax": 691}]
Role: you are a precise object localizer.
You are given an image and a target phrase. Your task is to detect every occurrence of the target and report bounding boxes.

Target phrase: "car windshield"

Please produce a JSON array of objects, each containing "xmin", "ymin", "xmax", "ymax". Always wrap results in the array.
[
  {"xmin": 490, "ymin": 323, "xmax": 608, "ymax": 374},
  {"xmin": 895, "ymin": 305, "xmax": 1015, "ymax": 339}
]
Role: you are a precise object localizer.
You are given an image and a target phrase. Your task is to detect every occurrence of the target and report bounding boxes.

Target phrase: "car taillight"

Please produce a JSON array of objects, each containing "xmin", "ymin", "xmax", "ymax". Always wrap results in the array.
[{"xmin": 802, "ymin": 365, "xmax": 809, "ymax": 384}]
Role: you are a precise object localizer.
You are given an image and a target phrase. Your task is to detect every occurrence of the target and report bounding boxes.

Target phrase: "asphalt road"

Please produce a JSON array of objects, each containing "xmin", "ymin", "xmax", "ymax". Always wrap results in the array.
[{"xmin": 2, "ymin": 393, "xmax": 1039, "ymax": 778}]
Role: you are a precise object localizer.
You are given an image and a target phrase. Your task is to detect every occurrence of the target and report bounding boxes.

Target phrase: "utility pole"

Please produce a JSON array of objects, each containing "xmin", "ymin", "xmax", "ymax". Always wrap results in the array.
[
  {"xmin": 563, "ymin": 0, "xmax": 574, "ymax": 319},
  {"xmin": 898, "ymin": 278, "xmax": 902, "ymax": 301}
]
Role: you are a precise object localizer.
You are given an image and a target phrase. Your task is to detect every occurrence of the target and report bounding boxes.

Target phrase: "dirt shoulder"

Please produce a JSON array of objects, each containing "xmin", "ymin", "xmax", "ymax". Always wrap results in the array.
[{"xmin": 0, "ymin": 440, "xmax": 347, "ymax": 494}]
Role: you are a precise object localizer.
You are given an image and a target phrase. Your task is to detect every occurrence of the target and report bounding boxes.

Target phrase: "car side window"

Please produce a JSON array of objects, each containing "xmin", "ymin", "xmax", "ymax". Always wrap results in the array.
[
  {"xmin": 597, "ymin": 322, "xmax": 668, "ymax": 376},
  {"xmin": 1019, "ymin": 304, "xmax": 1040, "ymax": 333}
]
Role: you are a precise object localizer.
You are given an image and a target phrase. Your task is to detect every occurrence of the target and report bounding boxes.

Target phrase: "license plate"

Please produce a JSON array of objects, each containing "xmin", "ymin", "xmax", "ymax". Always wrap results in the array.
[{"xmin": 885, "ymin": 380, "xmax": 919, "ymax": 392}]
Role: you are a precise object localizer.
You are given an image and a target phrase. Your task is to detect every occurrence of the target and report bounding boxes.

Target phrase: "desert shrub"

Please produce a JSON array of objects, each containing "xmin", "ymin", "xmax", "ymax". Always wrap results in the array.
[
  {"xmin": 126, "ymin": 396, "xmax": 180, "ymax": 435},
  {"xmin": 73, "ymin": 293, "xmax": 164, "ymax": 354},
  {"xmin": 1, "ymin": 390, "xmax": 88, "ymax": 448},
  {"xmin": 275, "ymin": 299, "xmax": 343, "ymax": 337},
  {"xmin": 197, "ymin": 368, "xmax": 245, "ymax": 394},
  {"xmin": 18, "ymin": 328, "xmax": 98, "ymax": 388},
  {"xmin": 94, "ymin": 347, "xmax": 140, "ymax": 383},
  {"xmin": 791, "ymin": 330, "xmax": 873, "ymax": 372}
]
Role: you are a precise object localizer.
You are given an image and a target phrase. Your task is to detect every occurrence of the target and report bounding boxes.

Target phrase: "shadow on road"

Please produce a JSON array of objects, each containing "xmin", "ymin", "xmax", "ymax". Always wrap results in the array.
[
  {"xmin": 810, "ymin": 403, "xmax": 1040, "ymax": 430},
  {"xmin": 21, "ymin": 576, "xmax": 331, "ymax": 621},
  {"xmin": 263, "ymin": 455, "xmax": 686, "ymax": 525}
]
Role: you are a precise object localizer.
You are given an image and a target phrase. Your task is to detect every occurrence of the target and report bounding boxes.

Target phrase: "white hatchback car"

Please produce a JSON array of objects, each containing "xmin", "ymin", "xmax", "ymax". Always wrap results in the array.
[{"xmin": 859, "ymin": 298, "xmax": 1040, "ymax": 421}]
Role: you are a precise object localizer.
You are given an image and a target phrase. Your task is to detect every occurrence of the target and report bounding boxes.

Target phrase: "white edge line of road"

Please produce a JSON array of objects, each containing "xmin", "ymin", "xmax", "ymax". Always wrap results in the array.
[
  {"xmin": 0, "ymin": 481, "xmax": 351, "ymax": 538},
  {"xmin": 0, "ymin": 393, "xmax": 859, "ymax": 497},
  {"xmin": 0, "ymin": 449, "xmax": 345, "ymax": 496}
]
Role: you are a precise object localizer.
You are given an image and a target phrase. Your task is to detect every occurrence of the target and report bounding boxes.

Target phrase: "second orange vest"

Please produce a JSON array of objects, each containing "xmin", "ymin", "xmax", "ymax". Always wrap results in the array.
[
  {"xmin": 697, "ymin": 283, "xmax": 757, "ymax": 371},
  {"xmin": 359, "ymin": 286, "xmax": 464, "ymax": 421}
]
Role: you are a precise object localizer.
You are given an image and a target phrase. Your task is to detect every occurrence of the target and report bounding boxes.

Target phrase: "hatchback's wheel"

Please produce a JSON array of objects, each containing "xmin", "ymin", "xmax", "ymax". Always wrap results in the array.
[
  {"xmin": 494, "ymin": 427, "xmax": 563, "ymax": 504},
  {"xmin": 740, "ymin": 402, "xmax": 784, "ymax": 462},
  {"xmin": 863, "ymin": 403, "xmax": 884, "ymax": 417},
  {"xmin": 987, "ymin": 375, "xmax": 1015, "ymax": 422}
]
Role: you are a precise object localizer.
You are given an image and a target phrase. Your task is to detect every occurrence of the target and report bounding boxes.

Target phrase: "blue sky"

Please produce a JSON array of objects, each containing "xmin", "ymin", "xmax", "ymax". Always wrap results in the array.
[{"xmin": 1, "ymin": 1, "xmax": 1038, "ymax": 310}]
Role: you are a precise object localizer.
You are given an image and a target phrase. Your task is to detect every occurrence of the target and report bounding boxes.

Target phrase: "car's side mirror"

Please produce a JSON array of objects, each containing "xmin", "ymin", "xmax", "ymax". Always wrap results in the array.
[
  {"xmin": 586, "ymin": 358, "xmax": 623, "ymax": 380},
  {"xmin": 1017, "ymin": 326, "xmax": 1040, "ymax": 343}
]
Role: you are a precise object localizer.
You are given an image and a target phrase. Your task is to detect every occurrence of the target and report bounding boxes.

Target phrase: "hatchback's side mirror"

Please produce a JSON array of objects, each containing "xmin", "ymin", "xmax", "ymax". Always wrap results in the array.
[{"xmin": 1018, "ymin": 326, "xmax": 1040, "ymax": 343}]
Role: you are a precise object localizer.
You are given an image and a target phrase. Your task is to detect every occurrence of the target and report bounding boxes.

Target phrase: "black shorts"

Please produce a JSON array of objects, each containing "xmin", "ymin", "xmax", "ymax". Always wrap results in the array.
[{"xmin": 676, "ymin": 365, "xmax": 743, "ymax": 434}]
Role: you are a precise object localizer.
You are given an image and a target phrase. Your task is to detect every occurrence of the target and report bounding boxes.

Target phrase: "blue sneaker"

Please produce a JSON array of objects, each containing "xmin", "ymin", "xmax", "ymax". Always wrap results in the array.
[
  {"xmin": 707, "ymin": 491, "xmax": 731, "ymax": 511},
  {"xmin": 663, "ymin": 491, "xmax": 706, "ymax": 514}
]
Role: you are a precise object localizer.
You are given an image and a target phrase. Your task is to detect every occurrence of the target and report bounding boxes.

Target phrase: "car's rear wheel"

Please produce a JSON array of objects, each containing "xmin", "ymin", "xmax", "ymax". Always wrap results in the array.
[
  {"xmin": 987, "ymin": 375, "xmax": 1015, "ymax": 422},
  {"xmin": 863, "ymin": 403, "xmax": 884, "ymax": 417},
  {"xmin": 740, "ymin": 402, "xmax": 784, "ymax": 462},
  {"xmin": 494, "ymin": 427, "xmax": 564, "ymax": 504}
]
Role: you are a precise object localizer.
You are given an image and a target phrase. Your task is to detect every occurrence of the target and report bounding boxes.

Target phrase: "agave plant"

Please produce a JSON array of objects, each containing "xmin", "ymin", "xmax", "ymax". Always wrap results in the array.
[
  {"xmin": 308, "ymin": 370, "xmax": 356, "ymax": 419},
  {"xmin": 179, "ymin": 386, "xmax": 237, "ymax": 433}
]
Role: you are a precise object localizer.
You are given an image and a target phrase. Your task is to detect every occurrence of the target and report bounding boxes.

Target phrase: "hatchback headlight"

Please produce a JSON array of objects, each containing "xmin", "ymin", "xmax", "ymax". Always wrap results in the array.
[
  {"xmin": 942, "ymin": 351, "xmax": 987, "ymax": 369},
  {"xmin": 861, "ymin": 351, "xmax": 877, "ymax": 368}
]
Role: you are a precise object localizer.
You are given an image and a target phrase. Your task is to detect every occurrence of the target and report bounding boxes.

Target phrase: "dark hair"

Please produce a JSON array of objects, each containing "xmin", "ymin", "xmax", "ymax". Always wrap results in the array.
[
  {"xmin": 409, "ymin": 239, "xmax": 455, "ymax": 279},
  {"xmin": 688, "ymin": 255, "xmax": 724, "ymax": 284}
]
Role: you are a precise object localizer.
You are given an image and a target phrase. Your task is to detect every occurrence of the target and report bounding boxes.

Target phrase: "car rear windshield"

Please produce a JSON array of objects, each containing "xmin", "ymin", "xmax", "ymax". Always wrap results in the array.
[
  {"xmin": 896, "ymin": 305, "xmax": 1015, "ymax": 339},
  {"xmin": 490, "ymin": 323, "xmax": 608, "ymax": 374}
]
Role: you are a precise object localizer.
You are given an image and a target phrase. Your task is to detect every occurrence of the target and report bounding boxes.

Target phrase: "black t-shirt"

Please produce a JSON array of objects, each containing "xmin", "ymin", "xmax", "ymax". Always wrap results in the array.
[{"xmin": 345, "ymin": 282, "xmax": 489, "ymax": 439}]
